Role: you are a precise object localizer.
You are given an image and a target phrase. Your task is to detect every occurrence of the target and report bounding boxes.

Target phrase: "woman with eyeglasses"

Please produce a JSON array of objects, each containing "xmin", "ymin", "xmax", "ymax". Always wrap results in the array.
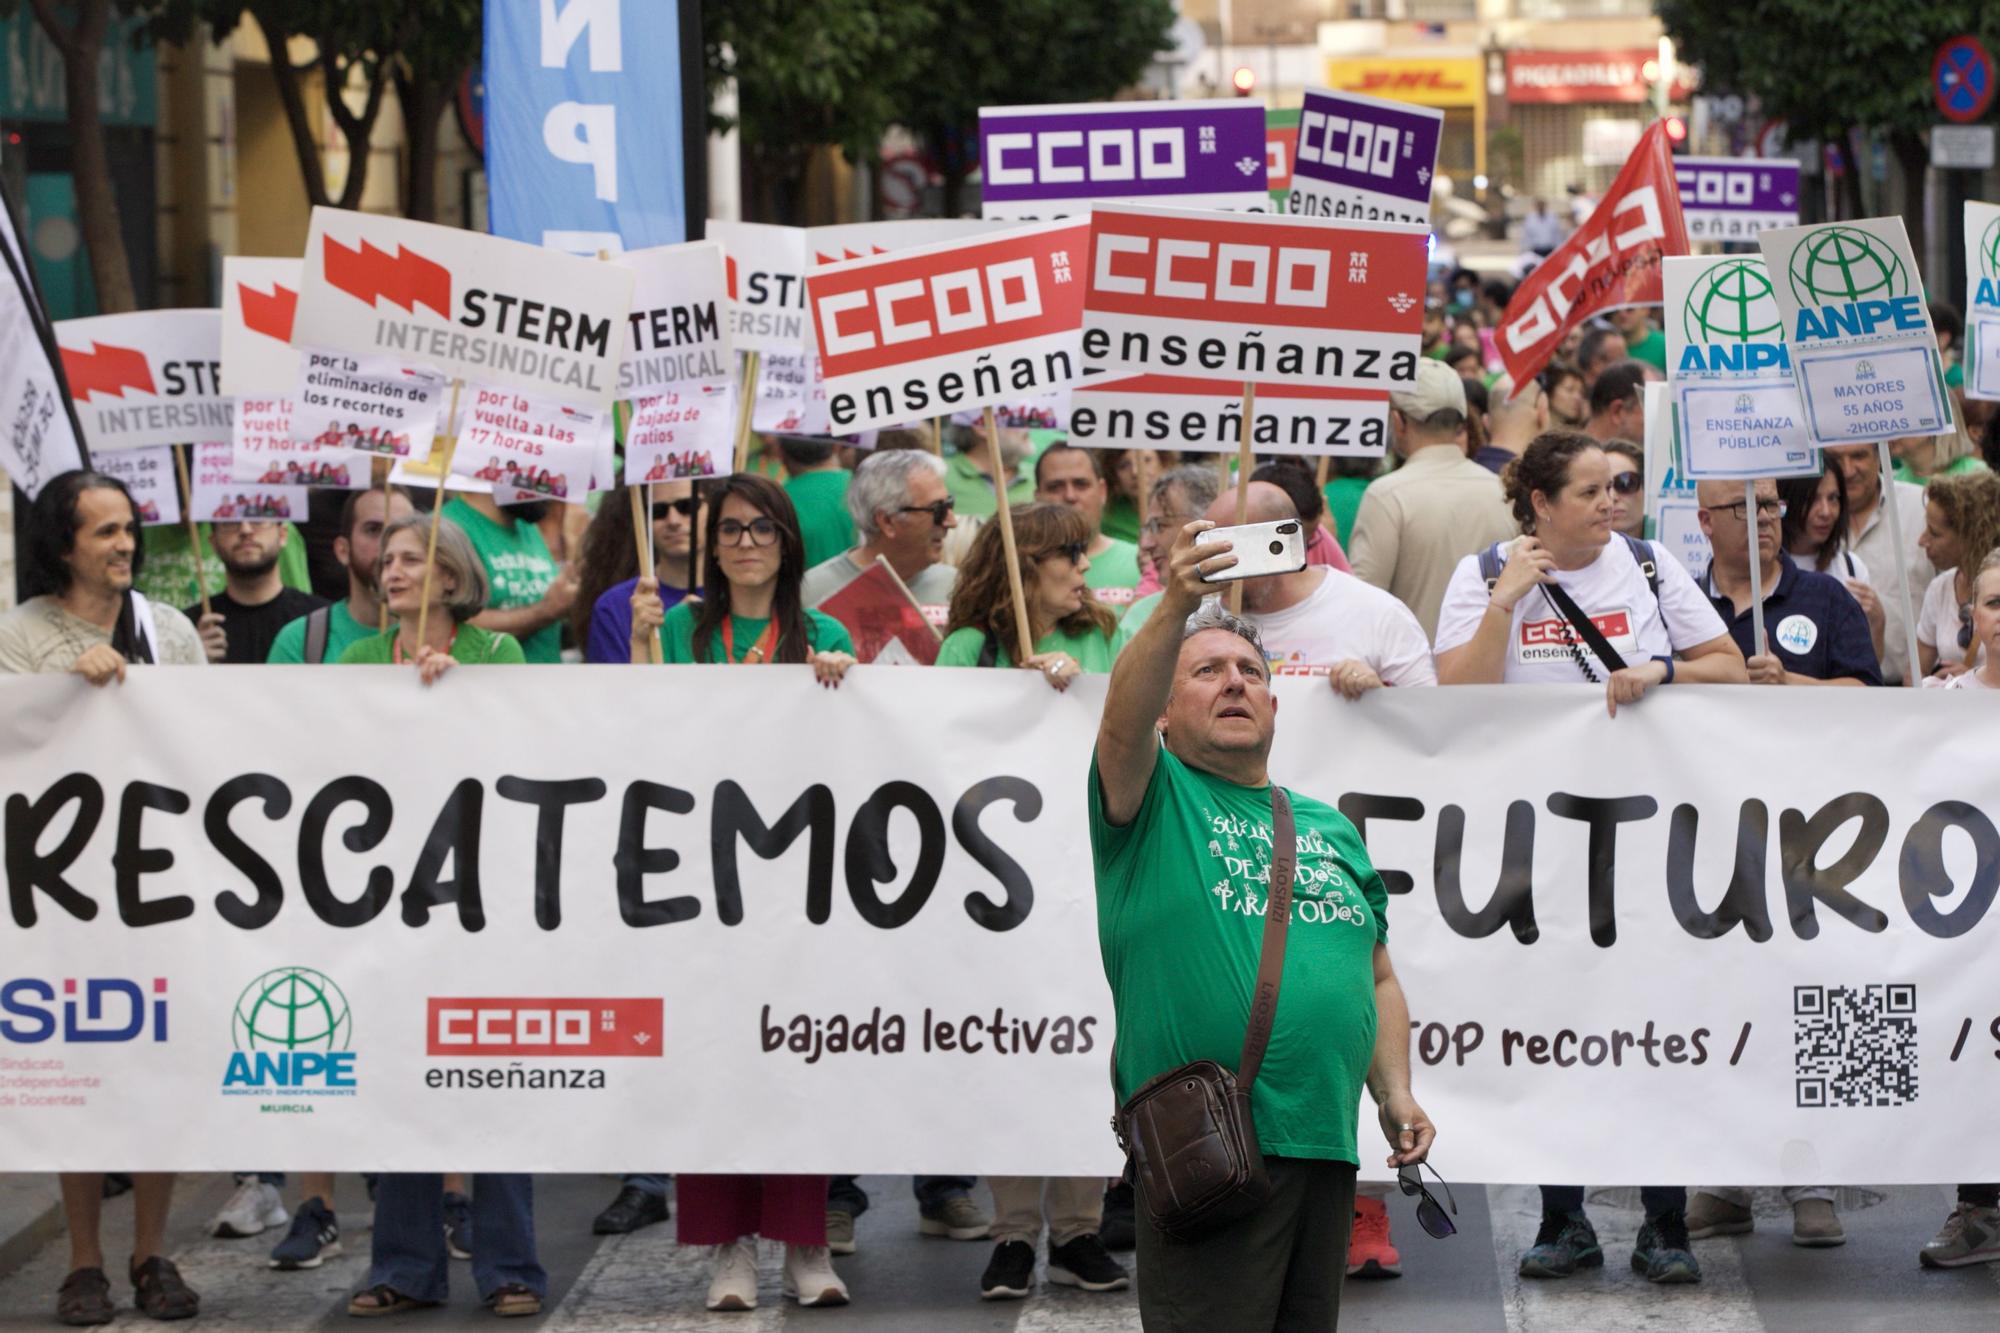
[
  {"xmin": 1600, "ymin": 439, "xmax": 1646, "ymax": 540},
  {"xmin": 935, "ymin": 502, "xmax": 1129, "ymax": 1301},
  {"xmin": 569, "ymin": 480, "xmax": 710, "ymax": 665},
  {"xmin": 1915, "ymin": 470, "xmax": 2000, "ymax": 680}
]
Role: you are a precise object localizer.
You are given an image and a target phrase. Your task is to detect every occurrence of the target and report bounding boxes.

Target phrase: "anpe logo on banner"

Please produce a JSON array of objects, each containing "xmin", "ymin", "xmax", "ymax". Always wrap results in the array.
[
  {"xmin": 0, "ymin": 978, "xmax": 168, "ymax": 1044},
  {"xmin": 60, "ymin": 343, "xmax": 155, "ymax": 400},
  {"xmin": 1679, "ymin": 260, "xmax": 1788, "ymax": 372},
  {"xmin": 238, "ymin": 282, "xmax": 298, "ymax": 343},
  {"xmin": 426, "ymin": 998, "xmax": 663, "ymax": 1057},
  {"xmin": 221, "ymin": 967, "xmax": 357, "ymax": 1099},
  {"xmin": 1786, "ymin": 227, "xmax": 1922, "ymax": 344}
]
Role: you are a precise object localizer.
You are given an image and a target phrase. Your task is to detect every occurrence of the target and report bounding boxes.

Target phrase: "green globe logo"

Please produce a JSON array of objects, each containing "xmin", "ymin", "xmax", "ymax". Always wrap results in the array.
[
  {"xmin": 1683, "ymin": 259, "xmax": 1783, "ymax": 345},
  {"xmin": 232, "ymin": 967, "xmax": 352, "ymax": 1053},
  {"xmin": 1980, "ymin": 216, "xmax": 2000, "ymax": 282},
  {"xmin": 1788, "ymin": 226, "xmax": 1906, "ymax": 307}
]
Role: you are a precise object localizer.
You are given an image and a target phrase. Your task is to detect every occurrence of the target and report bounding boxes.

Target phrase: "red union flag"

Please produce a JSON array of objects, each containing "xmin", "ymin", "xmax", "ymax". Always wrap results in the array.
[
  {"xmin": 1080, "ymin": 203, "xmax": 1427, "ymax": 392},
  {"xmin": 426, "ymin": 998, "xmax": 664, "ymax": 1058},
  {"xmin": 808, "ymin": 218, "xmax": 1088, "ymax": 432},
  {"xmin": 1498, "ymin": 121, "xmax": 1687, "ymax": 386}
]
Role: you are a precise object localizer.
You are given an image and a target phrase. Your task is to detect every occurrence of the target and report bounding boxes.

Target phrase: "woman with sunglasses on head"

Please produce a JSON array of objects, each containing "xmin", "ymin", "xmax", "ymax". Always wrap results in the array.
[
  {"xmin": 934, "ymin": 503, "xmax": 1129, "ymax": 1302},
  {"xmin": 1915, "ymin": 470, "xmax": 2000, "ymax": 680},
  {"xmin": 1600, "ymin": 439, "xmax": 1646, "ymax": 540},
  {"xmin": 1433, "ymin": 431, "xmax": 1742, "ymax": 1285},
  {"xmin": 570, "ymin": 480, "xmax": 710, "ymax": 665}
]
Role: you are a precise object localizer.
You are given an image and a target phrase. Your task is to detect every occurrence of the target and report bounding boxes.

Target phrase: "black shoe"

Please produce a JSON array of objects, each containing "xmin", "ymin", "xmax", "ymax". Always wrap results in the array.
[
  {"xmin": 1048, "ymin": 1233, "xmax": 1130, "ymax": 1292},
  {"xmin": 979, "ymin": 1240, "xmax": 1037, "ymax": 1300},
  {"xmin": 1100, "ymin": 1182, "xmax": 1136, "ymax": 1252},
  {"xmin": 101, "ymin": 1174, "xmax": 133, "ymax": 1200},
  {"xmin": 593, "ymin": 1184, "xmax": 670, "ymax": 1235}
]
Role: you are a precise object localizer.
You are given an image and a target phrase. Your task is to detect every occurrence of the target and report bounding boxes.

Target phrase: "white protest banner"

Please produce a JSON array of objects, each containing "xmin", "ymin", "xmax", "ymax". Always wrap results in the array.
[
  {"xmin": 292, "ymin": 206, "xmax": 635, "ymax": 407},
  {"xmin": 709, "ymin": 220, "xmax": 806, "ymax": 353},
  {"xmin": 752, "ymin": 351, "xmax": 830, "ymax": 433},
  {"xmin": 1287, "ymin": 87, "xmax": 1442, "ymax": 228},
  {"xmin": 222, "ymin": 257, "xmax": 369, "ymax": 487},
  {"xmin": 1069, "ymin": 375, "xmax": 1389, "ymax": 457},
  {"xmin": 187, "ymin": 441, "xmax": 306, "ymax": 522},
  {"xmin": 627, "ymin": 383, "xmax": 734, "ymax": 482},
  {"xmin": 614, "ymin": 240, "xmax": 734, "ymax": 394},
  {"xmin": 1757, "ymin": 217, "xmax": 1954, "ymax": 444},
  {"xmin": 53, "ymin": 310, "xmax": 231, "ymax": 453},
  {"xmin": 90, "ymin": 446, "xmax": 178, "ymax": 525},
  {"xmin": 0, "ymin": 182, "xmax": 86, "ymax": 497},
  {"xmin": 1644, "ymin": 380, "xmax": 1708, "ymax": 576},
  {"xmin": 808, "ymin": 219, "xmax": 1090, "ymax": 433},
  {"xmin": 978, "ymin": 100, "xmax": 1269, "ymax": 221},
  {"xmin": 1664, "ymin": 255, "xmax": 1817, "ymax": 480},
  {"xmin": 809, "ymin": 219, "xmax": 1012, "ymax": 265},
  {"xmin": 1964, "ymin": 201, "xmax": 2000, "ymax": 402},
  {"xmin": 289, "ymin": 352, "xmax": 449, "ymax": 460},
  {"xmin": 2, "ymin": 670, "xmax": 1993, "ymax": 1185},
  {"xmin": 1080, "ymin": 204, "xmax": 1427, "ymax": 391},
  {"xmin": 453, "ymin": 385, "xmax": 607, "ymax": 501}
]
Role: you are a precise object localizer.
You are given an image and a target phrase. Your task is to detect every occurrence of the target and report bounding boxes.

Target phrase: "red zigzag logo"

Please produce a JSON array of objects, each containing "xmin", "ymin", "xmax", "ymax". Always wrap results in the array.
[
  {"xmin": 238, "ymin": 282, "xmax": 298, "ymax": 341},
  {"xmin": 323, "ymin": 235, "xmax": 453, "ymax": 317},
  {"xmin": 61, "ymin": 342, "xmax": 156, "ymax": 401}
]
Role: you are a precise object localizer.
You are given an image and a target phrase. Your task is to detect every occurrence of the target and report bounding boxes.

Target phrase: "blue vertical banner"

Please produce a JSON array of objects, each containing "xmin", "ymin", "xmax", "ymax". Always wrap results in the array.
[{"xmin": 485, "ymin": 0, "xmax": 688, "ymax": 254}]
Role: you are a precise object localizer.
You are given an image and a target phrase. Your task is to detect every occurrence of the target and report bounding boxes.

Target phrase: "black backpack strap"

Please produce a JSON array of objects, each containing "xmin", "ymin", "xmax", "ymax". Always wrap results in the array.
[
  {"xmin": 1477, "ymin": 541, "xmax": 1506, "ymax": 594},
  {"xmin": 302, "ymin": 606, "xmax": 332, "ymax": 665},
  {"xmin": 977, "ymin": 631, "xmax": 999, "ymax": 669},
  {"xmin": 1543, "ymin": 582, "xmax": 1631, "ymax": 674},
  {"xmin": 1618, "ymin": 532, "xmax": 1660, "ymax": 604}
]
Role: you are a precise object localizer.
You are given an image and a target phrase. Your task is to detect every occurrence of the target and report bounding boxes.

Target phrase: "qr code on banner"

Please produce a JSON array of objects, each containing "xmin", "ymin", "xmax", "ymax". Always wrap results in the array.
[{"xmin": 1793, "ymin": 984, "xmax": 1918, "ymax": 1109}]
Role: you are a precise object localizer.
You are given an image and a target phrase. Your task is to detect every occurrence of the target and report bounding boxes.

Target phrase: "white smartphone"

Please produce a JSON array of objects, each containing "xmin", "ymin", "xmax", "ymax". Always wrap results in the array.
[{"xmin": 1196, "ymin": 519, "xmax": 1307, "ymax": 582}]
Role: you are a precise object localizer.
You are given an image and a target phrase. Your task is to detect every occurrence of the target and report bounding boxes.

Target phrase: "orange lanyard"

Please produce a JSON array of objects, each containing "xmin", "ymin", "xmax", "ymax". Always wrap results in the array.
[
  {"xmin": 393, "ymin": 626, "xmax": 458, "ymax": 664},
  {"xmin": 720, "ymin": 617, "xmax": 778, "ymax": 664}
]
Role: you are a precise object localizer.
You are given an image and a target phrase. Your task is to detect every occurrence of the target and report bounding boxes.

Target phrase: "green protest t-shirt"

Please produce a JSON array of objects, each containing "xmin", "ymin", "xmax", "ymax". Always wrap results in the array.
[
  {"xmin": 1111, "ymin": 590, "xmax": 1166, "ymax": 656},
  {"xmin": 1090, "ymin": 745, "xmax": 1388, "ymax": 1165},
  {"xmin": 442, "ymin": 498, "xmax": 561, "ymax": 664},
  {"xmin": 1084, "ymin": 538, "xmax": 1142, "ymax": 617},
  {"xmin": 1625, "ymin": 327, "xmax": 1668, "ymax": 372},
  {"xmin": 137, "ymin": 522, "xmax": 313, "ymax": 608},
  {"xmin": 656, "ymin": 602, "xmax": 855, "ymax": 664},
  {"xmin": 785, "ymin": 470, "xmax": 857, "ymax": 570},
  {"xmin": 266, "ymin": 600, "xmax": 376, "ymax": 665},
  {"xmin": 1102, "ymin": 495, "xmax": 1140, "ymax": 545},
  {"xmin": 944, "ymin": 451, "xmax": 1034, "ymax": 520},
  {"xmin": 336, "ymin": 622, "xmax": 526, "ymax": 665},
  {"xmin": 935, "ymin": 622, "xmax": 1116, "ymax": 671}
]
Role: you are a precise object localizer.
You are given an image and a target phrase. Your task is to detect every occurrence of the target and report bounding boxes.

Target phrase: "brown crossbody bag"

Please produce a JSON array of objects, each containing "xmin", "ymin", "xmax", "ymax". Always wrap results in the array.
[{"xmin": 1112, "ymin": 786, "xmax": 1297, "ymax": 1242}]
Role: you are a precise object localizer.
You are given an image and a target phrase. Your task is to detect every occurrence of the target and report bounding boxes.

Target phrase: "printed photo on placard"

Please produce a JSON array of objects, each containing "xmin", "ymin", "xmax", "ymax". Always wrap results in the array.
[
  {"xmin": 189, "ymin": 441, "xmax": 308, "ymax": 522},
  {"xmin": 452, "ymin": 382, "xmax": 606, "ymax": 501},
  {"xmin": 92, "ymin": 445, "xmax": 179, "ymax": 525}
]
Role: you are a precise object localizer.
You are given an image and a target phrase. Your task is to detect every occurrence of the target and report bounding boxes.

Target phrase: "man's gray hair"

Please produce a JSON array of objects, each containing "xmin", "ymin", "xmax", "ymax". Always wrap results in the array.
[
  {"xmin": 1151, "ymin": 463, "xmax": 1222, "ymax": 515},
  {"xmin": 1181, "ymin": 600, "xmax": 1266, "ymax": 662},
  {"xmin": 847, "ymin": 449, "xmax": 947, "ymax": 535}
]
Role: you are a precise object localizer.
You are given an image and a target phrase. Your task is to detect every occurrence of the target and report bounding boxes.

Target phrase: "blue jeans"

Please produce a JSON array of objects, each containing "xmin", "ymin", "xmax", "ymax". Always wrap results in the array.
[
  {"xmin": 622, "ymin": 1174, "xmax": 667, "ymax": 1199},
  {"xmin": 1541, "ymin": 1185, "xmax": 1686, "ymax": 1219},
  {"xmin": 369, "ymin": 1173, "xmax": 546, "ymax": 1302},
  {"xmin": 827, "ymin": 1176, "xmax": 976, "ymax": 1218}
]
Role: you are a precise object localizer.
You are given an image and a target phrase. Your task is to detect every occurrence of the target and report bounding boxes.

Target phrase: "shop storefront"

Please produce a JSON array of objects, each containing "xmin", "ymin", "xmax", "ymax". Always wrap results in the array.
[{"xmin": 1504, "ymin": 49, "xmax": 1689, "ymax": 202}]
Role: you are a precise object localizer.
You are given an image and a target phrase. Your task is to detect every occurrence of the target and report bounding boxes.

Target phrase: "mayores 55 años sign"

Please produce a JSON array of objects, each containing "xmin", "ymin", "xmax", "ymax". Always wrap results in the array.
[{"xmin": 1, "ymin": 671, "xmax": 1996, "ymax": 1185}]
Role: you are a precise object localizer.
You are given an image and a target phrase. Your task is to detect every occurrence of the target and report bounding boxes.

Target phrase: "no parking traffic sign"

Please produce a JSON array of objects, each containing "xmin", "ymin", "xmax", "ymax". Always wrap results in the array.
[{"xmin": 1934, "ymin": 35, "xmax": 1995, "ymax": 124}]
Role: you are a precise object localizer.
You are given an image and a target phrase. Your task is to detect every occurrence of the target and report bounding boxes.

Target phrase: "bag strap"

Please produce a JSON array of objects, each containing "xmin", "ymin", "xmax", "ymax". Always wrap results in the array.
[
  {"xmin": 1617, "ymin": 532, "xmax": 1660, "ymax": 604},
  {"xmin": 1237, "ymin": 786, "xmax": 1297, "ymax": 1090},
  {"xmin": 1477, "ymin": 541, "xmax": 1506, "ymax": 594},
  {"xmin": 1542, "ymin": 581, "xmax": 1630, "ymax": 673},
  {"xmin": 302, "ymin": 606, "xmax": 332, "ymax": 665}
]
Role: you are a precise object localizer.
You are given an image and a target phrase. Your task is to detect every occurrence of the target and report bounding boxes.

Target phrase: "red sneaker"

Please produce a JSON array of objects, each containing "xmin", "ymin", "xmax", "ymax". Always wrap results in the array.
[{"xmin": 1347, "ymin": 1196, "xmax": 1403, "ymax": 1279}]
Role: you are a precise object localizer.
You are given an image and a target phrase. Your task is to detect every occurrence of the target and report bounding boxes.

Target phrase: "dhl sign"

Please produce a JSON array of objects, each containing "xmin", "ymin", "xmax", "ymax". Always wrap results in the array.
[{"xmin": 1324, "ymin": 56, "xmax": 1484, "ymax": 109}]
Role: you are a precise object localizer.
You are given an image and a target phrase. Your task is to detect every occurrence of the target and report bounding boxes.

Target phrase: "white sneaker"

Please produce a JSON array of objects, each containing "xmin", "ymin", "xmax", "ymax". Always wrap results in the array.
[
  {"xmin": 210, "ymin": 1178, "xmax": 288, "ymax": 1238},
  {"xmin": 705, "ymin": 1240, "xmax": 760, "ymax": 1312},
  {"xmin": 782, "ymin": 1243, "xmax": 850, "ymax": 1307}
]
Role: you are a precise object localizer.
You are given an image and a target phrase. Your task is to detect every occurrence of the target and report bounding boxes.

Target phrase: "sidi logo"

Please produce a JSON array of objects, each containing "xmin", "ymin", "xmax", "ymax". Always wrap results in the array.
[
  {"xmin": 0, "ymin": 978, "xmax": 168, "ymax": 1044},
  {"xmin": 60, "ymin": 343, "xmax": 154, "ymax": 401},
  {"xmin": 817, "ymin": 257, "xmax": 1045, "ymax": 357},
  {"xmin": 987, "ymin": 126, "xmax": 1189, "ymax": 187},
  {"xmin": 1297, "ymin": 111, "xmax": 1403, "ymax": 180},
  {"xmin": 238, "ymin": 281, "xmax": 299, "ymax": 342},
  {"xmin": 1093, "ymin": 233, "xmax": 1332, "ymax": 307},
  {"xmin": 427, "ymin": 998, "xmax": 663, "ymax": 1058}
]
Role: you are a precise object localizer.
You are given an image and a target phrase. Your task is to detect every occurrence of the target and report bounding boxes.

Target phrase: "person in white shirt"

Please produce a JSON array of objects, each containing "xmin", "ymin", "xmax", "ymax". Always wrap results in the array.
[
  {"xmin": 1824, "ymin": 443, "xmax": 1934, "ymax": 685},
  {"xmin": 1922, "ymin": 551, "xmax": 2000, "ymax": 692},
  {"xmin": 1915, "ymin": 470, "xmax": 2000, "ymax": 679},
  {"xmin": 1206, "ymin": 483, "xmax": 1436, "ymax": 697},
  {"xmin": 1435, "ymin": 430, "xmax": 1746, "ymax": 710},
  {"xmin": 1520, "ymin": 198, "xmax": 1565, "ymax": 257}
]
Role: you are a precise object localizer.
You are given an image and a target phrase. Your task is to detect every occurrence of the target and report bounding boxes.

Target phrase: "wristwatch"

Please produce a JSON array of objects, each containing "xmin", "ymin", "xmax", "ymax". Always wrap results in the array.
[{"xmin": 1651, "ymin": 654, "xmax": 1675, "ymax": 685}]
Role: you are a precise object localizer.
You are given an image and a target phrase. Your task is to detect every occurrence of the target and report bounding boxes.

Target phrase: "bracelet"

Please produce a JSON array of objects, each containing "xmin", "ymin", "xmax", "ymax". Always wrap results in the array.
[{"xmin": 1652, "ymin": 654, "xmax": 1675, "ymax": 685}]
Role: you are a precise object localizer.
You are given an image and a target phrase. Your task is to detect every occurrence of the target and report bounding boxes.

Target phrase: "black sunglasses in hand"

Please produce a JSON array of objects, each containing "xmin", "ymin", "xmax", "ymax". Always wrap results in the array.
[{"xmin": 1398, "ymin": 1161, "xmax": 1458, "ymax": 1239}]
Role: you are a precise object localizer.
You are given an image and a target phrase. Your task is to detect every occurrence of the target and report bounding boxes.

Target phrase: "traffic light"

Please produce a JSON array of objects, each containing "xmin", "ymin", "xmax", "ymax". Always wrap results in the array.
[{"xmin": 1232, "ymin": 66, "xmax": 1256, "ymax": 97}]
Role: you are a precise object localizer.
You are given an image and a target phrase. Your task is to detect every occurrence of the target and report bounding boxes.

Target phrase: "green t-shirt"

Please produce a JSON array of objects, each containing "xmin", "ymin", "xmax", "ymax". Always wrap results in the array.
[
  {"xmin": 785, "ymin": 469, "xmax": 856, "ymax": 570},
  {"xmin": 1625, "ymin": 327, "xmax": 1668, "ymax": 372},
  {"xmin": 1894, "ymin": 455, "xmax": 1990, "ymax": 485},
  {"xmin": 943, "ymin": 451, "xmax": 1034, "ymax": 520},
  {"xmin": 442, "ymin": 498, "xmax": 561, "ymax": 664},
  {"xmin": 656, "ymin": 601, "xmax": 855, "ymax": 663},
  {"xmin": 1324, "ymin": 476, "xmax": 1372, "ymax": 548},
  {"xmin": 137, "ymin": 522, "xmax": 313, "ymax": 608},
  {"xmin": 1946, "ymin": 361, "xmax": 1964, "ymax": 390},
  {"xmin": 1111, "ymin": 590, "xmax": 1166, "ymax": 656},
  {"xmin": 336, "ymin": 622, "xmax": 526, "ymax": 665},
  {"xmin": 935, "ymin": 621, "xmax": 1116, "ymax": 671},
  {"xmin": 1101, "ymin": 495, "xmax": 1140, "ymax": 545},
  {"xmin": 1090, "ymin": 746, "xmax": 1388, "ymax": 1165},
  {"xmin": 1084, "ymin": 538, "xmax": 1143, "ymax": 619},
  {"xmin": 266, "ymin": 600, "xmax": 376, "ymax": 665}
]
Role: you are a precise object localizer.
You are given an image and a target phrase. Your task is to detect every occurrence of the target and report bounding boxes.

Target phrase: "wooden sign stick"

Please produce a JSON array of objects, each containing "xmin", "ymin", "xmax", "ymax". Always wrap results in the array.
[
  {"xmin": 413, "ymin": 378, "xmax": 464, "ymax": 652},
  {"xmin": 173, "ymin": 443, "xmax": 210, "ymax": 616},
  {"xmin": 732, "ymin": 350, "xmax": 762, "ymax": 473},
  {"xmin": 983, "ymin": 406, "xmax": 1036, "ymax": 659}
]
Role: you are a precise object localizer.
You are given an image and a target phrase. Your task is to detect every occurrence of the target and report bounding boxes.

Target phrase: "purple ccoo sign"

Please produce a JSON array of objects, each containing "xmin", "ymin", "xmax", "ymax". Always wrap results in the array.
[
  {"xmin": 1291, "ymin": 88, "xmax": 1443, "ymax": 208},
  {"xmin": 1674, "ymin": 157, "xmax": 1801, "ymax": 239},
  {"xmin": 978, "ymin": 101, "xmax": 1268, "ymax": 206}
]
